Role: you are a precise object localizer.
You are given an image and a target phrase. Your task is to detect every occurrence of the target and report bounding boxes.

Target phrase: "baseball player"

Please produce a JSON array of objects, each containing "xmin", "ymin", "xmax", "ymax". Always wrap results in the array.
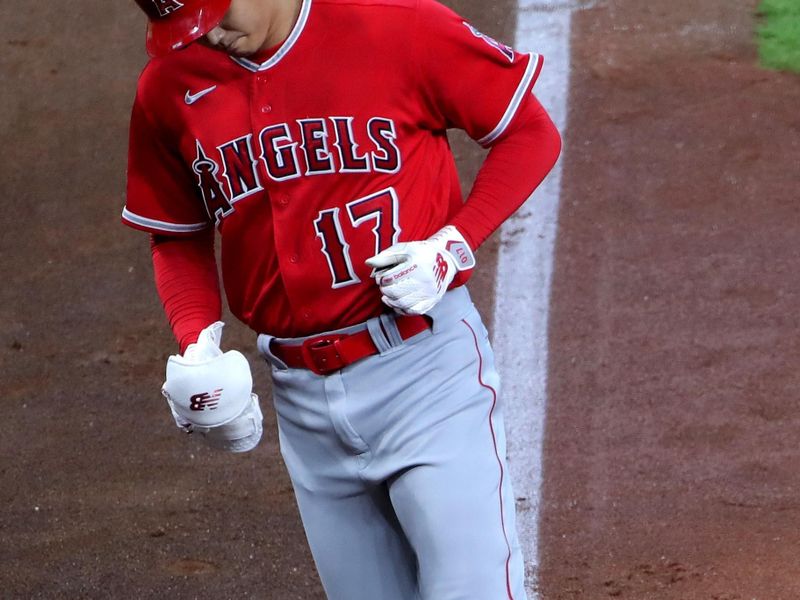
[{"xmin": 124, "ymin": 0, "xmax": 561, "ymax": 597}]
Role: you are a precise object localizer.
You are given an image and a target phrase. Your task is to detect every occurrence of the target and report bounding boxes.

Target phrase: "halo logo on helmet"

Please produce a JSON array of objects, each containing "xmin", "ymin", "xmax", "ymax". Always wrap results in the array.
[
  {"xmin": 134, "ymin": 0, "xmax": 231, "ymax": 57},
  {"xmin": 152, "ymin": 0, "xmax": 184, "ymax": 18}
]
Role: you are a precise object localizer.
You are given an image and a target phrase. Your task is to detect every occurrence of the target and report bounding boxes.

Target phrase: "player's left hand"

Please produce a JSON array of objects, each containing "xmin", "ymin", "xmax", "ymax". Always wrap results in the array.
[{"xmin": 366, "ymin": 225, "xmax": 475, "ymax": 315}]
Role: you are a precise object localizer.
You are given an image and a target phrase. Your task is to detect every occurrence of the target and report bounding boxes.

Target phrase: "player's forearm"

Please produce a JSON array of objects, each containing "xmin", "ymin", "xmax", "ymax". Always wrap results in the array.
[
  {"xmin": 451, "ymin": 94, "xmax": 562, "ymax": 250},
  {"xmin": 150, "ymin": 230, "xmax": 222, "ymax": 353}
]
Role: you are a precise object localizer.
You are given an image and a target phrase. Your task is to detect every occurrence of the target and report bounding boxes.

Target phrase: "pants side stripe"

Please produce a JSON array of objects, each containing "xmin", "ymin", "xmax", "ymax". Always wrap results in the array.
[{"xmin": 462, "ymin": 318, "xmax": 514, "ymax": 600}]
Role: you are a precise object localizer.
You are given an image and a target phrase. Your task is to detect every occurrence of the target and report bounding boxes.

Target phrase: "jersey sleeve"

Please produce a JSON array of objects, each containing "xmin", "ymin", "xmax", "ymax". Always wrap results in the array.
[
  {"xmin": 122, "ymin": 89, "xmax": 211, "ymax": 235},
  {"xmin": 413, "ymin": 0, "xmax": 543, "ymax": 147}
]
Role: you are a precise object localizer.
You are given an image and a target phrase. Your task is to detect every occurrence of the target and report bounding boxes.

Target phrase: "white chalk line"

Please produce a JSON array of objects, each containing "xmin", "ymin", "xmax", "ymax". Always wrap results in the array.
[{"xmin": 494, "ymin": 2, "xmax": 572, "ymax": 597}]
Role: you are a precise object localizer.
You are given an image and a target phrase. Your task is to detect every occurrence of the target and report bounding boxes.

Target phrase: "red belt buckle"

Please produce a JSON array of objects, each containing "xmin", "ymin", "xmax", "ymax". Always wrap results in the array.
[{"xmin": 301, "ymin": 335, "xmax": 348, "ymax": 375}]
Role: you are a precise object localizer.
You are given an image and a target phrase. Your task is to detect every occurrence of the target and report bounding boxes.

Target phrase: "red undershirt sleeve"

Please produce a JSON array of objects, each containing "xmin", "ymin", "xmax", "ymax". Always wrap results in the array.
[
  {"xmin": 450, "ymin": 92, "xmax": 562, "ymax": 250},
  {"xmin": 150, "ymin": 229, "xmax": 222, "ymax": 353}
]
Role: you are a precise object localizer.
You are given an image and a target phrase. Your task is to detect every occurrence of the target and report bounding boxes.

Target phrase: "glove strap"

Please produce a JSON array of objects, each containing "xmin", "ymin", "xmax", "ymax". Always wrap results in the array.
[{"xmin": 432, "ymin": 225, "xmax": 476, "ymax": 271}]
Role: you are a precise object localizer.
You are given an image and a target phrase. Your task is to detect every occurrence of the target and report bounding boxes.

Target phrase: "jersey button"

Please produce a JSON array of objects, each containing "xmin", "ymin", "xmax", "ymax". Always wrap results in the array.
[
  {"xmin": 261, "ymin": 105, "xmax": 272, "ymax": 113},
  {"xmin": 278, "ymin": 195, "xmax": 289, "ymax": 206},
  {"xmin": 290, "ymin": 255, "xmax": 299, "ymax": 264}
]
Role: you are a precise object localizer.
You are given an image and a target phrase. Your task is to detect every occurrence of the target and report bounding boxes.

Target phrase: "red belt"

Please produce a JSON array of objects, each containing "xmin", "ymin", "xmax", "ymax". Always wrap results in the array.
[{"xmin": 270, "ymin": 314, "xmax": 430, "ymax": 376}]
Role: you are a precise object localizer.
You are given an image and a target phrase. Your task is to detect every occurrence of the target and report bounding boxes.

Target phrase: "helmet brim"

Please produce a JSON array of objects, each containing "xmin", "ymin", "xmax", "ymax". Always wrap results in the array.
[{"xmin": 145, "ymin": 0, "xmax": 231, "ymax": 58}]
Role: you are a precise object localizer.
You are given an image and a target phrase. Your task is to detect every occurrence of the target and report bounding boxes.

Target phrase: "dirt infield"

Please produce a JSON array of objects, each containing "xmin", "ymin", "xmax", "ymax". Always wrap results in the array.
[
  {"xmin": 2, "ymin": 0, "xmax": 799, "ymax": 598},
  {"xmin": 539, "ymin": 1, "xmax": 800, "ymax": 598}
]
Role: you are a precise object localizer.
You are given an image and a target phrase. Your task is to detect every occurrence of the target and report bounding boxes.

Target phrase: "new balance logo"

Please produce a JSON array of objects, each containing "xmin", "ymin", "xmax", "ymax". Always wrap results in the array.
[
  {"xmin": 382, "ymin": 263, "xmax": 418, "ymax": 285},
  {"xmin": 434, "ymin": 253, "xmax": 449, "ymax": 290},
  {"xmin": 189, "ymin": 389, "xmax": 222, "ymax": 411},
  {"xmin": 185, "ymin": 86, "xmax": 218, "ymax": 105}
]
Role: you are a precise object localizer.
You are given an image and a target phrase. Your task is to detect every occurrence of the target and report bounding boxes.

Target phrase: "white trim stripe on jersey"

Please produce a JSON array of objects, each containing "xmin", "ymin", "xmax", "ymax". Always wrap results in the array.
[
  {"xmin": 477, "ymin": 52, "xmax": 543, "ymax": 147},
  {"xmin": 229, "ymin": 0, "xmax": 313, "ymax": 72},
  {"xmin": 121, "ymin": 207, "xmax": 209, "ymax": 233}
]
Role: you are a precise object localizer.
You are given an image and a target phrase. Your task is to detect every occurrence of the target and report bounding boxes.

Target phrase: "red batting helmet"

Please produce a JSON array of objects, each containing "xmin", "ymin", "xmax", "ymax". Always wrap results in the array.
[{"xmin": 134, "ymin": 0, "xmax": 231, "ymax": 57}]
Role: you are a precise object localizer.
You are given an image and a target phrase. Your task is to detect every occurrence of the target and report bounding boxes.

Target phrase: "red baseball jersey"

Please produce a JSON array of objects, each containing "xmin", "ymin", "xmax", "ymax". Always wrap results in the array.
[{"xmin": 124, "ymin": 0, "xmax": 543, "ymax": 337}]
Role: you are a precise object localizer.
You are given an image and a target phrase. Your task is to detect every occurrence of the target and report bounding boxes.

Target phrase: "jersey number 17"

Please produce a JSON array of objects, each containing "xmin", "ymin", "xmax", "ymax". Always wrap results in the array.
[{"xmin": 314, "ymin": 187, "xmax": 400, "ymax": 288}]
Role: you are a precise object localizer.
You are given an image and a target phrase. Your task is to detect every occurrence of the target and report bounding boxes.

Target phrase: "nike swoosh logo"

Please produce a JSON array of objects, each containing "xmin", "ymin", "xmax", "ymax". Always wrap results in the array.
[{"xmin": 184, "ymin": 86, "xmax": 217, "ymax": 105}]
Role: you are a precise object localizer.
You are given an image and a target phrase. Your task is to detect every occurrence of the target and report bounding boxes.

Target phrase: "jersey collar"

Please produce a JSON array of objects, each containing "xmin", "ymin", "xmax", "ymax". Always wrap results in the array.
[{"xmin": 229, "ymin": 0, "xmax": 312, "ymax": 72}]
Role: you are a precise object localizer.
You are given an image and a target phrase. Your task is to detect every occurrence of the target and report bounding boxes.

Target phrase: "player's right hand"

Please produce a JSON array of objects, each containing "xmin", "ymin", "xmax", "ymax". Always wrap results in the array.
[{"xmin": 161, "ymin": 322, "xmax": 264, "ymax": 453}]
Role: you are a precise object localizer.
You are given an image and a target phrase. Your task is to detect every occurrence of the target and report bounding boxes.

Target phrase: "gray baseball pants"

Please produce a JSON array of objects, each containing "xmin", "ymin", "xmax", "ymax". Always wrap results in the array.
[{"xmin": 257, "ymin": 287, "xmax": 527, "ymax": 600}]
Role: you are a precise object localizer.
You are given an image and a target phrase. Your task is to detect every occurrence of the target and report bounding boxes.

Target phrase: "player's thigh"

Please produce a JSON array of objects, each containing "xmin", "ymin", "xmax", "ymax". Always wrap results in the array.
[
  {"xmin": 292, "ymin": 482, "xmax": 420, "ymax": 600},
  {"xmin": 387, "ymin": 453, "xmax": 524, "ymax": 599},
  {"xmin": 270, "ymin": 370, "xmax": 419, "ymax": 599},
  {"xmin": 386, "ymin": 318, "xmax": 525, "ymax": 599}
]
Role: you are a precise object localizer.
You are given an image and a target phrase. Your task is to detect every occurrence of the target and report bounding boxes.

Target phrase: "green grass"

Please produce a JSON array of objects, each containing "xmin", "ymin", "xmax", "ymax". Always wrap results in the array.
[{"xmin": 757, "ymin": 0, "xmax": 800, "ymax": 73}]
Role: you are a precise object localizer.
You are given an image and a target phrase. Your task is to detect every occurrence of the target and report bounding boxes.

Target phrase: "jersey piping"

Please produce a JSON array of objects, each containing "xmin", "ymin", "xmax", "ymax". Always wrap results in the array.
[
  {"xmin": 477, "ymin": 52, "xmax": 543, "ymax": 147},
  {"xmin": 229, "ymin": 0, "xmax": 313, "ymax": 72},
  {"xmin": 122, "ymin": 207, "xmax": 209, "ymax": 233}
]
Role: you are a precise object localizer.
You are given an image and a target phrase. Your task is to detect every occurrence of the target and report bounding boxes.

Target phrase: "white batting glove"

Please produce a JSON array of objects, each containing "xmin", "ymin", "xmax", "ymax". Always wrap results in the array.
[
  {"xmin": 162, "ymin": 322, "xmax": 264, "ymax": 453},
  {"xmin": 365, "ymin": 225, "xmax": 475, "ymax": 315}
]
